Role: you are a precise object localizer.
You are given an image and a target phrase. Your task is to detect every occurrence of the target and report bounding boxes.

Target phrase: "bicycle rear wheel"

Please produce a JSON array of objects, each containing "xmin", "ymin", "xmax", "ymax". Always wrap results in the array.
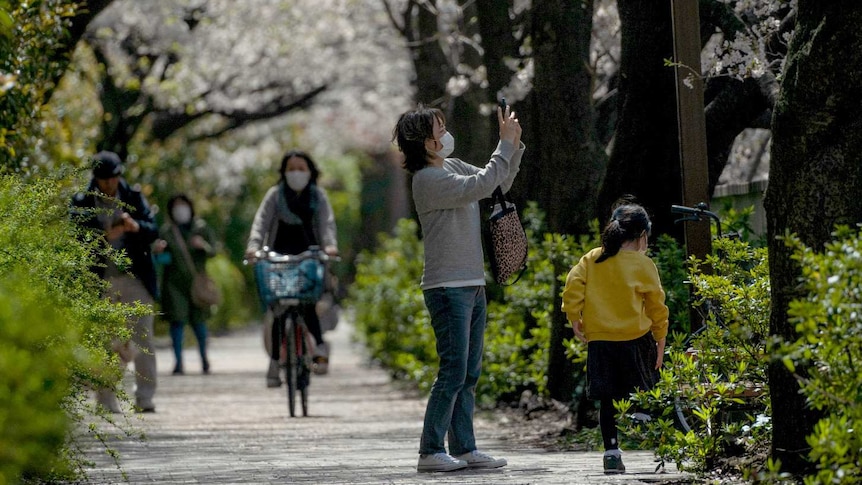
[
  {"xmin": 299, "ymin": 362, "xmax": 310, "ymax": 417},
  {"xmin": 673, "ymin": 396, "xmax": 695, "ymax": 433}
]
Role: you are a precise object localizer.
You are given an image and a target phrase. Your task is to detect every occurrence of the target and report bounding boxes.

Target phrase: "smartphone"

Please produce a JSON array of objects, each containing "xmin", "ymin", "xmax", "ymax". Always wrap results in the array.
[{"xmin": 499, "ymin": 97, "xmax": 507, "ymax": 111}]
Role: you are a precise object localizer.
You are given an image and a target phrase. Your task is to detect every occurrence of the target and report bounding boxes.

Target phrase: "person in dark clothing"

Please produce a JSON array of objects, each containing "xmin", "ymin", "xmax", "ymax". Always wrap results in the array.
[
  {"xmin": 245, "ymin": 150, "xmax": 339, "ymax": 385},
  {"xmin": 153, "ymin": 194, "xmax": 218, "ymax": 376},
  {"xmin": 71, "ymin": 151, "xmax": 159, "ymax": 413}
]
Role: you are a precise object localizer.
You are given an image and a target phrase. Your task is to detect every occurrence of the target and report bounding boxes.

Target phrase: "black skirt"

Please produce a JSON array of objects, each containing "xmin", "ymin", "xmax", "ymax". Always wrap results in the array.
[{"xmin": 586, "ymin": 332, "xmax": 659, "ymax": 401}]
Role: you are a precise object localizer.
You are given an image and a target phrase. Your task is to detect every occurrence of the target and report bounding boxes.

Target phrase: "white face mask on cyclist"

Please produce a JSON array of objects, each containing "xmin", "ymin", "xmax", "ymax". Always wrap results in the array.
[{"xmin": 285, "ymin": 170, "xmax": 311, "ymax": 192}]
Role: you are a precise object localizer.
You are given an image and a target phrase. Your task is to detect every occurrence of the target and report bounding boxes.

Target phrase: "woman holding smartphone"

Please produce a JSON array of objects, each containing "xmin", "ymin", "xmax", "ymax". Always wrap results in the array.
[{"xmin": 392, "ymin": 101, "xmax": 524, "ymax": 473}]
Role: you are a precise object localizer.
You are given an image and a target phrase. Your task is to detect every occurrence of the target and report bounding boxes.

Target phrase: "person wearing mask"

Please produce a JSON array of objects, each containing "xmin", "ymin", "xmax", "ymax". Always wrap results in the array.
[
  {"xmin": 153, "ymin": 194, "xmax": 218, "ymax": 376},
  {"xmin": 392, "ymin": 103, "xmax": 524, "ymax": 473},
  {"xmin": 245, "ymin": 150, "xmax": 339, "ymax": 385},
  {"xmin": 71, "ymin": 151, "xmax": 159, "ymax": 413},
  {"xmin": 561, "ymin": 200, "xmax": 669, "ymax": 474}
]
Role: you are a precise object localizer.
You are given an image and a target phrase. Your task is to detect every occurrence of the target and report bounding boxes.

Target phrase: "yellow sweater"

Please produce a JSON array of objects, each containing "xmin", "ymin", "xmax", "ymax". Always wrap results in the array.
[{"xmin": 562, "ymin": 247, "xmax": 669, "ymax": 342}]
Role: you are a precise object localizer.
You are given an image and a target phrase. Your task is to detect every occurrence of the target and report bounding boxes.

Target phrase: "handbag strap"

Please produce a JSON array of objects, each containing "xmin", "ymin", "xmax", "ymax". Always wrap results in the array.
[
  {"xmin": 170, "ymin": 223, "xmax": 199, "ymax": 276},
  {"xmin": 491, "ymin": 186, "xmax": 506, "ymax": 207},
  {"xmin": 500, "ymin": 265, "xmax": 527, "ymax": 286}
]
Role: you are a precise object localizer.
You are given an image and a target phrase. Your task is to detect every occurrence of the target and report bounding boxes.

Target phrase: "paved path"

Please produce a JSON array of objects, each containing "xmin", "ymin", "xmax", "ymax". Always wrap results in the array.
[{"xmin": 78, "ymin": 316, "xmax": 693, "ymax": 484}]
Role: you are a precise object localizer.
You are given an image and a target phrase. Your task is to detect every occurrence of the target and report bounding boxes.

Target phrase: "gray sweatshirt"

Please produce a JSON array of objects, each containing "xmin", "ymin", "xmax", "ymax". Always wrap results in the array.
[
  {"xmin": 246, "ymin": 184, "xmax": 338, "ymax": 253},
  {"xmin": 412, "ymin": 140, "xmax": 525, "ymax": 289}
]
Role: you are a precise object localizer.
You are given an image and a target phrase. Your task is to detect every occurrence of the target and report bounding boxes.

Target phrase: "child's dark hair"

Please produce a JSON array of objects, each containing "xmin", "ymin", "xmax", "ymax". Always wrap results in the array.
[
  {"xmin": 596, "ymin": 201, "xmax": 652, "ymax": 263},
  {"xmin": 392, "ymin": 104, "xmax": 445, "ymax": 174}
]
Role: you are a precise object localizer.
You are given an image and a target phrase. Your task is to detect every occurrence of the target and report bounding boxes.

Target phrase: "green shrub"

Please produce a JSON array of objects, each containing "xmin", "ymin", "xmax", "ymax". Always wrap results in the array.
[
  {"xmin": 0, "ymin": 274, "xmax": 78, "ymax": 481},
  {"xmin": 781, "ymin": 226, "xmax": 862, "ymax": 484},
  {"xmin": 619, "ymin": 236, "xmax": 771, "ymax": 473},
  {"xmin": 653, "ymin": 234, "xmax": 692, "ymax": 336},
  {"xmin": 715, "ymin": 200, "xmax": 766, "ymax": 247},
  {"xmin": 348, "ymin": 218, "xmax": 434, "ymax": 386},
  {"xmin": 206, "ymin": 253, "xmax": 253, "ymax": 333},
  {"xmin": 0, "ymin": 175, "xmax": 142, "ymax": 482},
  {"xmin": 1, "ymin": 0, "xmax": 79, "ymax": 171}
]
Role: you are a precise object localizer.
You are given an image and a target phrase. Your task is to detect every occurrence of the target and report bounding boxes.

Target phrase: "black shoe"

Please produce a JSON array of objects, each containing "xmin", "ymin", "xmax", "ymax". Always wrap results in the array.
[
  {"xmin": 202, "ymin": 359, "xmax": 210, "ymax": 375},
  {"xmin": 603, "ymin": 453, "xmax": 625, "ymax": 474},
  {"xmin": 172, "ymin": 365, "xmax": 184, "ymax": 375}
]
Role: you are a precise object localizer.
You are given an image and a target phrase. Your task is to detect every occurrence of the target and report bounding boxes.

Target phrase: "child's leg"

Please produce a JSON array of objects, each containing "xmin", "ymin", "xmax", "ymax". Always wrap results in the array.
[
  {"xmin": 600, "ymin": 397, "xmax": 626, "ymax": 474},
  {"xmin": 599, "ymin": 397, "xmax": 619, "ymax": 450}
]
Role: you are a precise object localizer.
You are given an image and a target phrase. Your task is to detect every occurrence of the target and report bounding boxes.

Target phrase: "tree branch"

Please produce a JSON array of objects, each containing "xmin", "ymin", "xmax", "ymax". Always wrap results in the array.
[{"xmin": 150, "ymin": 84, "xmax": 328, "ymax": 141}]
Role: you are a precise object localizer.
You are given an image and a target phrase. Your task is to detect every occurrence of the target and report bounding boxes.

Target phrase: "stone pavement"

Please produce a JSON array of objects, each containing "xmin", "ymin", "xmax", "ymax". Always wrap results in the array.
[{"xmin": 78, "ymin": 316, "xmax": 694, "ymax": 484}]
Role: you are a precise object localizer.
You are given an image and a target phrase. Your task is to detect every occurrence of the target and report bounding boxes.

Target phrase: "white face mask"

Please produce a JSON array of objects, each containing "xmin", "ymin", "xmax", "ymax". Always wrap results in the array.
[
  {"xmin": 171, "ymin": 204, "xmax": 192, "ymax": 225},
  {"xmin": 286, "ymin": 170, "xmax": 311, "ymax": 192},
  {"xmin": 435, "ymin": 132, "xmax": 455, "ymax": 159}
]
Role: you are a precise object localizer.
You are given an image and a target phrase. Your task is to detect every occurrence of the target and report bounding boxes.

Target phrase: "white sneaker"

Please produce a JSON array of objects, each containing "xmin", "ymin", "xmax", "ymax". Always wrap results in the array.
[
  {"xmin": 454, "ymin": 450, "xmax": 507, "ymax": 469},
  {"xmin": 417, "ymin": 452, "xmax": 468, "ymax": 473},
  {"xmin": 312, "ymin": 342, "xmax": 330, "ymax": 375}
]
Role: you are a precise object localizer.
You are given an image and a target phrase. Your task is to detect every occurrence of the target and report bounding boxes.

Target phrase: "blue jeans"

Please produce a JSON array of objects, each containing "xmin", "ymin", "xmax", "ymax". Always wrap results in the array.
[
  {"xmin": 170, "ymin": 320, "xmax": 208, "ymax": 369},
  {"xmin": 418, "ymin": 286, "xmax": 487, "ymax": 456}
]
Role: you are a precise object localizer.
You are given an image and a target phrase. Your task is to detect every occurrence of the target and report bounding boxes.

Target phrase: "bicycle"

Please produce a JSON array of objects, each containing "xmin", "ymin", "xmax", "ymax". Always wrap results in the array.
[
  {"xmin": 670, "ymin": 203, "xmax": 767, "ymax": 435},
  {"xmin": 248, "ymin": 246, "xmax": 338, "ymax": 417}
]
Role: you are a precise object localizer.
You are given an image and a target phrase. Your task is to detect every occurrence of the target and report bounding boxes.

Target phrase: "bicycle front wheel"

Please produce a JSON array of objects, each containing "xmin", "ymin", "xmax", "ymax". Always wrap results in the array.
[
  {"xmin": 284, "ymin": 319, "xmax": 298, "ymax": 418},
  {"xmin": 299, "ymin": 363, "xmax": 309, "ymax": 417}
]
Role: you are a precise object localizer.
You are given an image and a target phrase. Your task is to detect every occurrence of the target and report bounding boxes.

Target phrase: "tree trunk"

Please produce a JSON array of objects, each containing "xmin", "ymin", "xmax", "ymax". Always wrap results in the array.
[
  {"xmin": 598, "ymin": 0, "xmax": 681, "ymax": 238},
  {"xmin": 395, "ymin": 1, "xmax": 452, "ymax": 223},
  {"xmin": 765, "ymin": 1, "xmax": 862, "ymax": 476},
  {"xmin": 475, "ymin": 0, "xmax": 520, "ymax": 151},
  {"xmin": 357, "ymin": 151, "xmax": 409, "ymax": 257},
  {"xmin": 527, "ymin": 0, "xmax": 603, "ymax": 236},
  {"xmin": 526, "ymin": 0, "xmax": 602, "ymax": 402},
  {"xmin": 446, "ymin": 2, "xmax": 492, "ymax": 171},
  {"xmin": 40, "ymin": 0, "xmax": 115, "ymax": 105}
]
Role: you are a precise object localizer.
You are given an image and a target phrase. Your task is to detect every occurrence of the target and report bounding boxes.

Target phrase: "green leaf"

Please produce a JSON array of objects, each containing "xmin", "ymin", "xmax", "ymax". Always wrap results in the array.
[{"xmin": 0, "ymin": 10, "xmax": 12, "ymax": 39}]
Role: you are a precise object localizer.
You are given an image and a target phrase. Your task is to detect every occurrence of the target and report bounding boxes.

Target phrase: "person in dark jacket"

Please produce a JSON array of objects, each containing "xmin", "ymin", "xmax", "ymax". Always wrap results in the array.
[
  {"xmin": 71, "ymin": 151, "xmax": 159, "ymax": 413},
  {"xmin": 153, "ymin": 194, "xmax": 218, "ymax": 376}
]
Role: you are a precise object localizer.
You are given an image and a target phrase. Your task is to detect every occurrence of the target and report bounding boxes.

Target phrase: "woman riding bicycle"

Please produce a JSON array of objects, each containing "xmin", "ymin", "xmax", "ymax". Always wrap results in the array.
[{"xmin": 245, "ymin": 149, "xmax": 339, "ymax": 384}]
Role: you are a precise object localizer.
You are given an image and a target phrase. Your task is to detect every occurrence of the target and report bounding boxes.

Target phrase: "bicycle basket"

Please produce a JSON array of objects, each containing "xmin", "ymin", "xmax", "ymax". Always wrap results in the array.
[{"xmin": 254, "ymin": 258, "xmax": 325, "ymax": 306}]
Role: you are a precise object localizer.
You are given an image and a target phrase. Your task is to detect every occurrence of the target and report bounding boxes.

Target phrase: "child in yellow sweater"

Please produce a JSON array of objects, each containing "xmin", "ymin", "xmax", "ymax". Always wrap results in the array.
[{"xmin": 561, "ymin": 201, "xmax": 668, "ymax": 474}]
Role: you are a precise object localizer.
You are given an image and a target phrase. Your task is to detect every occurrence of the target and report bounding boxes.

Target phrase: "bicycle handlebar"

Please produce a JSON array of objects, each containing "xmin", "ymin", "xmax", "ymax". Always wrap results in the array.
[
  {"xmin": 243, "ymin": 246, "xmax": 341, "ymax": 265},
  {"xmin": 671, "ymin": 203, "xmax": 722, "ymax": 237}
]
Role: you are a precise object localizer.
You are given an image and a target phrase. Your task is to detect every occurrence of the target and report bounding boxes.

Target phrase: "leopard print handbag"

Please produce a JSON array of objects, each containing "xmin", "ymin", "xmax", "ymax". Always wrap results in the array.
[{"xmin": 487, "ymin": 187, "xmax": 528, "ymax": 285}]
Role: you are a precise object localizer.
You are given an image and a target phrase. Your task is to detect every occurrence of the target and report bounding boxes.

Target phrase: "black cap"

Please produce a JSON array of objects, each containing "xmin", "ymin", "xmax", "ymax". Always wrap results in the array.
[{"xmin": 92, "ymin": 151, "xmax": 124, "ymax": 179}]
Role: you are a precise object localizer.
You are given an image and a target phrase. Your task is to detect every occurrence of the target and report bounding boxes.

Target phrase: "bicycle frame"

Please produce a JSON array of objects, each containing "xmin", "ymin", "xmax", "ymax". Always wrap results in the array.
[{"xmin": 247, "ymin": 246, "xmax": 339, "ymax": 418}]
